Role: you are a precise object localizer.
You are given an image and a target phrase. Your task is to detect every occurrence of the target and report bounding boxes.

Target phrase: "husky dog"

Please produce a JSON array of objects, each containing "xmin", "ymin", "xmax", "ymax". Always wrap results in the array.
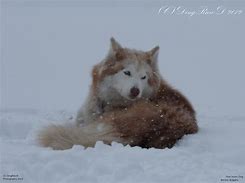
[
  {"xmin": 76, "ymin": 38, "xmax": 162, "ymax": 125},
  {"xmin": 38, "ymin": 38, "xmax": 198, "ymax": 150}
]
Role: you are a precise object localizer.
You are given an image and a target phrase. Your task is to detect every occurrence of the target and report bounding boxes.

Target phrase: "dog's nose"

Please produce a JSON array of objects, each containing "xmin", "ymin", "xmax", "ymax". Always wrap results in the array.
[{"xmin": 130, "ymin": 87, "xmax": 140, "ymax": 98}]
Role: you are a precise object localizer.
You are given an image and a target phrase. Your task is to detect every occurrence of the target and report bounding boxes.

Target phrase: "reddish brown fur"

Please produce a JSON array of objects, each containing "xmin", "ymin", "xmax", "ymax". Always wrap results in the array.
[
  {"xmin": 101, "ymin": 80, "xmax": 198, "ymax": 149},
  {"xmin": 38, "ymin": 39, "xmax": 198, "ymax": 150},
  {"xmin": 90, "ymin": 42, "xmax": 198, "ymax": 149},
  {"xmin": 91, "ymin": 52, "xmax": 125, "ymax": 94}
]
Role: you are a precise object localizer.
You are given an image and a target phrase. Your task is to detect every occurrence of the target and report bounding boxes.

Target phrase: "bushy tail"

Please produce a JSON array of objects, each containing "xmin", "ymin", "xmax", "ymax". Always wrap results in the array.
[{"xmin": 38, "ymin": 122, "xmax": 121, "ymax": 150}]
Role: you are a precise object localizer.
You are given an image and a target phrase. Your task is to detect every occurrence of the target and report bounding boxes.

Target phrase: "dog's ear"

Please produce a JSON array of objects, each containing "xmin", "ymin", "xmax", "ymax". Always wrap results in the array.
[
  {"xmin": 148, "ymin": 46, "xmax": 159, "ymax": 60},
  {"xmin": 109, "ymin": 37, "xmax": 125, "ymax": 61},
  {"xmin": 110, "ymin": 37, "xmax": 122, "ymax": 51},
  {"xmin": 146, "ymin": 46, "xmax": 160, "ymax": 65}
]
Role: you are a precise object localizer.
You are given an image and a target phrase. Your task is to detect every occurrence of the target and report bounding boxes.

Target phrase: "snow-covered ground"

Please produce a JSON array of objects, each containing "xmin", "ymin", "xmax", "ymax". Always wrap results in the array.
[
  {"xmin": 1, "ymin": 1, "xmax": 245, "ymax": 182},
  {"xmin": 1, "ymin": 110, "xmax": 244, "ymax": 183}
]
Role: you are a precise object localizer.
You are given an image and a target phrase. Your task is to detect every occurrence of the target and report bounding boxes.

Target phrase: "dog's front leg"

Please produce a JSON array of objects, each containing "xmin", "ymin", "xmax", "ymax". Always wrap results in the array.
[{"xmin": 76, "ymin": 95, "xmax": 105, "ymax": 126}]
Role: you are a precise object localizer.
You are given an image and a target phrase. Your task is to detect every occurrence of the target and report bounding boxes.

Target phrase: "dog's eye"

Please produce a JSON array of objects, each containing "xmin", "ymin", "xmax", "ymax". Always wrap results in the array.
[
  {"xmin": 124, "ymin": 71, "xmax": 131, "ymax": 76},
  {"xmin": 141, "ymin": 76, "xmax": 146, "ymax": 80}
]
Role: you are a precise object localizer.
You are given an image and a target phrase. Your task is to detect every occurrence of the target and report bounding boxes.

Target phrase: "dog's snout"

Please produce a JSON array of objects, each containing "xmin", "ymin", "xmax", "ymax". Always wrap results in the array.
[{"xmin": 130, "ymin": 87, "xmax": 140, "ymax": 98}]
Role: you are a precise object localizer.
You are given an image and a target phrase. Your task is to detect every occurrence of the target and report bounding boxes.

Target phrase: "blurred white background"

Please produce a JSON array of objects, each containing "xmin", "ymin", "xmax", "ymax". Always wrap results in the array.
[{"xmin": 1, "ymin": 0, "xmax": 245, "ymax": 116}]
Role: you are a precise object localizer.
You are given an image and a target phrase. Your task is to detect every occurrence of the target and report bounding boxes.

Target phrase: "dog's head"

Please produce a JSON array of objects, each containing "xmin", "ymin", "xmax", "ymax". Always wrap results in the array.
[{"xmin": 93, "ymin": 38, "xmax": 162, "ymax": 101}]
